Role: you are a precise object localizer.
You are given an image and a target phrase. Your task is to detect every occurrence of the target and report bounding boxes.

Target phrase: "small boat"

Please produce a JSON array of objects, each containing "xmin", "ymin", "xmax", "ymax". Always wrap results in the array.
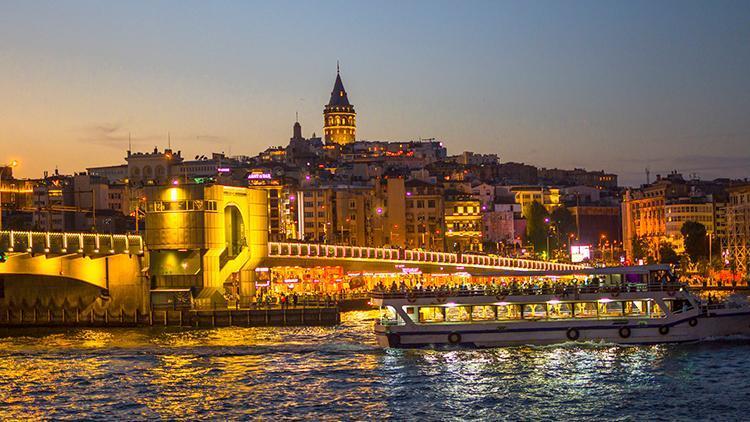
[{"xmin": 371, "ymin": 265, "xmax": 750, "ymax": 348}]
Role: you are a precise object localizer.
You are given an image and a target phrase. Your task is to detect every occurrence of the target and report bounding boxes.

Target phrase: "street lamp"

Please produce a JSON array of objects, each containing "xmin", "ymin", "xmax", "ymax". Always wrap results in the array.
[
  {"xmin": 543, "ymin": 217, "xmax": 552, "ymax": 260},
  {"xmin": 0, "ymin": 160, "xmax": 19, "ymax": 231}
]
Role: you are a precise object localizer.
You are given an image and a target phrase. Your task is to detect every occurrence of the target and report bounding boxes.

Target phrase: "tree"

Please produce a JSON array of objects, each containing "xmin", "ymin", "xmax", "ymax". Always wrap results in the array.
[
  {"xmin": 658, "ymin": 242, "xmax": 680, "ymax": 265},
  {"xmin": 524, "ymin": 201, "xmax": 550, "ymax": 255},
  {"xmin": 551, "ymin": 207, "xmax": 577, "ymax": 239},
  {"xmin": 680, "ymin": 221, "xmax": 708, "ymax": 262},
  {"xmin": 631, "ymin": 235, "xmax": 649, "ymax": 261}
]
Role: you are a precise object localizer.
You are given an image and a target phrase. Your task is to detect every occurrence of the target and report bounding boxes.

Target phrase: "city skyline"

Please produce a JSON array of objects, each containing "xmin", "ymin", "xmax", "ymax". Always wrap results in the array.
[{"xmin": 2, "ymin": 1, "xmax": 750, "ymax": 185}]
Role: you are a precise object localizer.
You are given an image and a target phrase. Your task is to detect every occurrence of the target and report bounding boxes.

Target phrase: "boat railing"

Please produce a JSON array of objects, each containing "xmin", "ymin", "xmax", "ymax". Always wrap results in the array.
[{"xmin": 370, "ymin": 283, "xmax": 687, "ymax": 300}]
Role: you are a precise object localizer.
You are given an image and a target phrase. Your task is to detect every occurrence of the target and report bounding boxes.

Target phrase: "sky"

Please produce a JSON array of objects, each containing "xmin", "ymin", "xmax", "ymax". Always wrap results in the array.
[{"xmin": 1, "ymin": 0, "xmax": 749, "ymax": 186}]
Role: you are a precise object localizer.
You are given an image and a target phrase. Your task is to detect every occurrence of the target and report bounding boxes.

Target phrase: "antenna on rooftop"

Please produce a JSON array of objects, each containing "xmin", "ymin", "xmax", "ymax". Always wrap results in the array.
[
  {"xmin": 128, "ymin": 132, "xmax": 132, "ymax": 153},
  {"xmin": 645, "ymin": 167, "xmax": 650, "ymax": 184}
]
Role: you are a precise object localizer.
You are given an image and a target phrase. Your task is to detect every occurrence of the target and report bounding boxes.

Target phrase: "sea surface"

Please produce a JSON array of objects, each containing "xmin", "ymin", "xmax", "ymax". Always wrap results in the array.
[{"xmin": 1, "ymin": 310, "xmax": 749, "ymax": 421}]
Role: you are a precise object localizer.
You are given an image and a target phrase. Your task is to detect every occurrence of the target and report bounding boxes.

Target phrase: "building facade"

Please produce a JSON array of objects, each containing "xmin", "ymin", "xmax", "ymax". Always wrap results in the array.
[{"xmin": 727, "ymin": 184, "xmax": 750, "ymax": 275}]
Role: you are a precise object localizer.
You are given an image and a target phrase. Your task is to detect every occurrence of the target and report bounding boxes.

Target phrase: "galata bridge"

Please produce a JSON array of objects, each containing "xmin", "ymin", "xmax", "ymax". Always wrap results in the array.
[{"xmin": 0, "ymin": 184, "xmax": 584, "ymax": 317}]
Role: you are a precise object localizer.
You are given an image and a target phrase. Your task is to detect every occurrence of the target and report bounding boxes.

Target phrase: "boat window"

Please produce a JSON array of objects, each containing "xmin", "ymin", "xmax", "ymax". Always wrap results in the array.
[
  {"xmin": 649, "ymin": 302, "xmax": 665, "ymax": 318},
  {"xmin": 663, "ymin": 299, "xmax": 693, "ymax": 313},
  {"xmin": 471, "ymin": 305, "xmax": 496, "ymax": 321},
  {"xmin": 599, "ymin": 301, "xmax": 624, "ymax": 317},
  {"xmin": 446, "ymin": 306, "xmax": 471, "ymax": 322},
  {"xmin": 624, "ymin": 301, "xmax": 647, "ymax": 317},
  {"xmin": 381, "ymin": 306, "xmax": 401, "ymax": 325},
  {"xmin": 548, "ymin": 302, "xmax": 573, "ymax": 319},
  {"xmin": 418, "ymin": 306, "xmax": 445, "ymax": 323},
  {"xmin": 497, "ymin": 304, "xmax": 521, "ymax": 321},
  {"xmin": 575, "ymin": 302, "xmax": 598, "ymax": 318},
  {"xmin": 523, "ymin": 304, "xmax": 547, "ymax": 320}
]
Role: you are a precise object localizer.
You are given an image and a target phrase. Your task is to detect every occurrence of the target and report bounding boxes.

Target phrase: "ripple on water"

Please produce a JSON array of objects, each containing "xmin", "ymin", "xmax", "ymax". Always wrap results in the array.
[{"xmin": 1, "ymin": 310, "xmax": 750, "ymax": 420}]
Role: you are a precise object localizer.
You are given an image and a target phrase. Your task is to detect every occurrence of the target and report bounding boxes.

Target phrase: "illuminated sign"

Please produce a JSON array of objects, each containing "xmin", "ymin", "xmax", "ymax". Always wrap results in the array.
[
  {"xmin": 402, "ymin": 267, "xmax": 421, "ymax": 274},
  {"xmin": 570, "ymin": 245, "xmax": 591, "ymax": 263},
  {"xmin": 283, "ymin": 278, "xmax": 299, "ymax": 283},
  {"xmin": 217, "ymin": 167, "xmax": 231, "ymax": 173},
  {"xmin": 248, "ymin": 172, "xmax": 273, "ymax": 180}
]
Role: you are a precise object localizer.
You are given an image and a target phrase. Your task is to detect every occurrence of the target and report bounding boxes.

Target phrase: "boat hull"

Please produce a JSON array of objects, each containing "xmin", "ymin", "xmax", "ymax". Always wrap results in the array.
[{"xmin": 375, "ymin": 310, "xmax": 750, "ymax": 348}]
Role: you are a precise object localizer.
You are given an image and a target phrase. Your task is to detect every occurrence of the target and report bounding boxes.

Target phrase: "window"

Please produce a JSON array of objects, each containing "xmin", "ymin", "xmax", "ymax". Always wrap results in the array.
[
  {"xmin": 497, "ymin": 304, "xmax": 521, "ymax": 320},
  {"xmin": 548, "ymin": 303, "xmax": 573, "ymax": 319},
  {"xmin": 598, "ymin": 301, "xmax": 624, "ymax": 317},
  {"xmin": 649, "ymin": 302, "xmax": 665, "ymax": 318},
  {"xmin": 625, "ymin": 301, "xmax": 647, "ymax": 317},
  {"xmin": 428, "ymin": 200, "xmax": 436, "ymax": 208},
  {"xmin": 445, "ymin": 306, "xmax": 471, "ymax": 322},
  {"xmin": 471, "ymin": 305, "xmax": 495, "ymax": 321},
  {"xmin": 418, "ymin": 307, "xmax": 444, "ymax": 323},
  {"xmin": 349, "ymin": 200, "xmax": 356, "ymax": 209},
  {"xmin": 523, "ymin": 304, "xmax": 546, "ymax": 320},
  {"xmin": 575, "ymin": 302, "xmax": 598, "ymax": 318}
]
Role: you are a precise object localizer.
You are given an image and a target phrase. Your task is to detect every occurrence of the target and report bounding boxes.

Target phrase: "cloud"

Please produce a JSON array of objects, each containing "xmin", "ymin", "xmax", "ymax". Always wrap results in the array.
[
  {"xmin": 76, "ymin": 122, "xmax": 161, "ymax": 149},
  {"xmin": 76, "ymin": 123, "xmax": 228, "ymax": 150}
]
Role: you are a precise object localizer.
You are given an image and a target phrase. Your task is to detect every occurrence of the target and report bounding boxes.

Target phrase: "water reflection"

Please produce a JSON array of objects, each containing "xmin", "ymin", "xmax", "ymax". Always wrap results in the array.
[{"xmin": 0, "ymin": 310, "xmax": 749, "ymax": 419}]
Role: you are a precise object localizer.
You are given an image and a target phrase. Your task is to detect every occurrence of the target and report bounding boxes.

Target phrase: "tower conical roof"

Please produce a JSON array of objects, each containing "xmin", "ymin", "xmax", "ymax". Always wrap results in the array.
[{"xmin": 327, "ymin": 71, "xmax": 351, "ymax": 107}]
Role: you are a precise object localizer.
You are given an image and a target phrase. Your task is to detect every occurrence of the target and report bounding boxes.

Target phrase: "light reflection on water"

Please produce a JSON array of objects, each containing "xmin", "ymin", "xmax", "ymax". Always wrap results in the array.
[{"xmin": 1, "ymin": 310, "xmax": 749, "ymax": 420}]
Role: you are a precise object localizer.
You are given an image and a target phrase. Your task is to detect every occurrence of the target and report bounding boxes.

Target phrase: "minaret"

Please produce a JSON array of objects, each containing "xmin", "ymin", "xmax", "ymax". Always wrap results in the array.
[
  {"xmin": 323, "ymin": 63, "xmax": 356, "ymax": 145},
  {"xmin": 292, "ymin": 112, "xmax": 303, "ymax": 141}
]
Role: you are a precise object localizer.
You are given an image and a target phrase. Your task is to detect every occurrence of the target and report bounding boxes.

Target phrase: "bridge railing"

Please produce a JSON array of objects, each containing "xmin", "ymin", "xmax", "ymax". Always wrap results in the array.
[
  {"xmin": 0, "ymin": 231, "xmax": 144, "ymax": 256},
  {"xmin": 268, "ymin": 242, "xmax": 584, "ymax": 272}
]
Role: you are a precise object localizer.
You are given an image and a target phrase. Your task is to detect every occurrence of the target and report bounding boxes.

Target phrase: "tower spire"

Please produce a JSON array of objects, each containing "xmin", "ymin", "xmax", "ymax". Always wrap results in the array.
[{"xmin": 323, "ymin": 64, "xmax": 356, "ymax": 145}]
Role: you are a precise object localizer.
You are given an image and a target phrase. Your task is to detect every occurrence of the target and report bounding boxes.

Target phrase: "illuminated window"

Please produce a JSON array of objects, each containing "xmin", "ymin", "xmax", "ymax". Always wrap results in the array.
[
  {"xmin": 445, "ymin": 306, "xmax": 471, "ymax": 322},
  {"xmin": 471, "ymin": 305, "xmax": 495, "ymax": 321},
  {"xmin": 496, "ymin": 304, "xmax": 521, "ymax": 320},
  {"xmin": 523, "ymin": 304, "xmax": 546, "ymax": 320},
  {"xmin": 575, "ymin": 302, "xmax": 598, "ymax": 318},
  {"xmin": 418, "ymin": 307, "xmax": 444, "ymax": 323},
  {"xmin": 548, "ymin": 303, "xmax": 573, "ymax": 319}
]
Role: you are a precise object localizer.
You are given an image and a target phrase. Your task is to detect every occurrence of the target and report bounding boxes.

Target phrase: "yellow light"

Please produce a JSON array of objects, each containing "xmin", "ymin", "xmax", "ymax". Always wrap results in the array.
[{"xmin": 168, "ymin": 188, "xmax": 179, "ymax": 202}]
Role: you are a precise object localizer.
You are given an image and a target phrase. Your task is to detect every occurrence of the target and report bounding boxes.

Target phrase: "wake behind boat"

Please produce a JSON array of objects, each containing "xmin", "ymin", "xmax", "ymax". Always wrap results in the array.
[{"xmin": 371, "ymin": 265, "xmax": 750, "ymax": 348}]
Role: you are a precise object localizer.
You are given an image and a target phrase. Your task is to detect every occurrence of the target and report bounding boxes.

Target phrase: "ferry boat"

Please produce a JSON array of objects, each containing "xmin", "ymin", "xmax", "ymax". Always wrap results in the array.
[{"xmin": 371, "ymin": 265, "xmax": 750, "ymax": 348}]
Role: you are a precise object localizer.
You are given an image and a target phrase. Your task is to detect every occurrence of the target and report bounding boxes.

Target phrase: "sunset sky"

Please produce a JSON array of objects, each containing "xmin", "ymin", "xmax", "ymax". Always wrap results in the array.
[{"xmin": 1, "ymin": 0, "xmax": 749, "ymax": 185}]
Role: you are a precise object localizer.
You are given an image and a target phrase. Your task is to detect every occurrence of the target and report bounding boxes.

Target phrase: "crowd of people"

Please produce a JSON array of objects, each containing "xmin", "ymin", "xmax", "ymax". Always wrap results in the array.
[
  {"xmin": 371, "ymin": 276, "xmax": 667, "ymax": 297},
  {"xmin": 252, "ymin": 290, "xmax": 367, "ymax": 309}
]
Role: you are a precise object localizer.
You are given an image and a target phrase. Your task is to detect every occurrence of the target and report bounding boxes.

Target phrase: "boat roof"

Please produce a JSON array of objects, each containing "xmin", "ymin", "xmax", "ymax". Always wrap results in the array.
[{"xmin": 479, "ymin": 264, "xmax": 671, "ymax": 278}]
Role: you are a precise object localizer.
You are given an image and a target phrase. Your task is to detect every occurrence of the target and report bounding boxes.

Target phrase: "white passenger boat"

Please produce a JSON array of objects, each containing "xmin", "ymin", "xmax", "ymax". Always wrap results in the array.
[{"xmin": 372, "ymin": 265, "xmax": 750, "ymax": 348}]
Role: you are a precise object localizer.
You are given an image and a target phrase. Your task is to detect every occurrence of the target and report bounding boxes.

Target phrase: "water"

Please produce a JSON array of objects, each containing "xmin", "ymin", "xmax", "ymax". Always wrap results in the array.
[{"xmin": 1, "ymin": 311, "xmax": 749, "ymax": 421}]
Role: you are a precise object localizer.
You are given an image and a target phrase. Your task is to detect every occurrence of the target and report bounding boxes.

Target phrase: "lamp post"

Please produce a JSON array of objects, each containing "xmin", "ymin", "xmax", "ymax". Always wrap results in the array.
[{"xmin": 0, "ymin": 160, "xmax": 19, "ymax": 231}]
